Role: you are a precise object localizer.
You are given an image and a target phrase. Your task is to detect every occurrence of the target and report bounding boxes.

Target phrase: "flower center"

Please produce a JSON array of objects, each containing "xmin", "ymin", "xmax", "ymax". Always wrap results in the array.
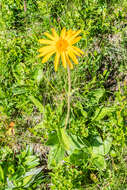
[{"xmin": 56, "ymin": 38, "xmax": 68, "ymax": 52}]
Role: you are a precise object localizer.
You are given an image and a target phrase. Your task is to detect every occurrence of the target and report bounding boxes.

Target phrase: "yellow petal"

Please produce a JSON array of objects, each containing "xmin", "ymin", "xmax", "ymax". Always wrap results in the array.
[
  {"xmin": 54, "ymin": 52, "xmax": 60, "ymax": 71},
  {"xmin": 66, "ymin": 54, "xmax": 73, "ymax": 69},
  {"xmin": 66, "ymin": 29, "xmax": 72, "ymax": 35},
  {"xmin": 39, "ymin": 39, "xmax": 55, "ymax": 45},
  {"xmin": 60, "ymin": 27, "xmax": 66, "ymax": 38},
  {"xmin": 42, "ymin": 51, "xmax": 55, "ymax": 63},
  {"xmin": 51, "ymin": 28, "xmax": 59, "ymax": 40},
  {"xmin": 72, "ymin": 46, "xmax": 84, "ymax": 55},
  {"xmin": 71, "ymin": 36, "xmax": 81, "ymax": 45},
  {"xmin": 38, "ymin": 46, "xmax": 54, "ymax": 53},
  {"xmin": 38, "ymin": 49, "xmax": 54, "ymax": 58},
  {"xmin": 68, "ymin": 51, "xmax": 79, "ymax": 65},
  {"xmin": 72, "ymin": 31, "xmax": 76, "ymax": 35},
  {"xmin": 38, "ymin": 52, "xmax": 45, "ymax": 58},
  {"xmin": 69, "ymin": 30, "xmax": 81, "ymax": 41},
  {"xmin": 61, "ymin": 52, "xmax": 67, "ymax": 68},
  {"xmin": 70, "ymin": 47, "xmax": 81, "ymax": 57},
  {"xmin": 66, "ymin": 29, "xmax": 73, "ymax": 39},
  {"xmin": 72, "ymin": 30, "xmax": 81, "ymax": 38},
  {"xmin": 44, "ymin": 32, "xmax": 55, "ymax": 40}
]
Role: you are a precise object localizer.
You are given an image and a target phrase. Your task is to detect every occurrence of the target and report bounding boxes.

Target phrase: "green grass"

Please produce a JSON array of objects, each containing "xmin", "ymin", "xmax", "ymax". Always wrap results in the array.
[{"xmin": 0, "ymin": 0, "xmax": 127, "ymax": 189}]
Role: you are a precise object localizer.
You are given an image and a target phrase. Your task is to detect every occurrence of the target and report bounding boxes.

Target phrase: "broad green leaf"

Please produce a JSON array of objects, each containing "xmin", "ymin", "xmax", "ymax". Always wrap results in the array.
[
  {"xmin": 46, "ymin": 132, "xmax": 59, "ymax": 146},
  {"xmin": 59, "ymin": 128, "xmax": 70, "ymax": 150},
  {"xmin": 57, "ymin": 128, "xmax": 87, "ymax": 154},
  {"xmin": 47, "ymin": 129, "xmax": 88, "ymax": 168},
  {"xmin": 29, "ymin": 96, "xmax": 44, "ymax": 113},
  {"xmin": 103, "ymin": 136, "xmax": 112, "ymax": 155},
  {"xmin": 58, "ymin": 128, "xmax": 85, "ymax": 152},
  {"xmin": 68, "ymin": 134, "xmax": 86, "ymax": 153},
  {"xmin": 91, "ymin": 136, "xmax": 104, "ymax": 155},
  {"xmin": 91, "ymin": 136, "xmax": 112, "ymax": 156},
  {"xmin": 48, "ymin": 144, "xmax": 65, "ymax": 169},
  {"xmin": 92, "ymin": 155, "xmax": 106, "ymax": 170},
  {"xmin": 70, "ymin": 149, "xmax": 89, "ymax": 165}
]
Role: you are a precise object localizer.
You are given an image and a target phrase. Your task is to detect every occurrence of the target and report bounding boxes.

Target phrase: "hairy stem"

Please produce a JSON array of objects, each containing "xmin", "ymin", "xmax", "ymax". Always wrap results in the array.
[
  {"xmin": 65, "ymin": 65, "xmax": 71, "ymax": 129},
  {"xmin": 24, "ymin": 0, "xmax": 27, "ymax": 12}
]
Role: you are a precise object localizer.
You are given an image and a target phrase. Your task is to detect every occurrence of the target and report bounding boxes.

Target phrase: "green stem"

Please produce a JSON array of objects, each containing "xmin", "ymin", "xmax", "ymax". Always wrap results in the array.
[{"xmin": 65, "ymin": 64, "xmax": 71, "ymax": 129}]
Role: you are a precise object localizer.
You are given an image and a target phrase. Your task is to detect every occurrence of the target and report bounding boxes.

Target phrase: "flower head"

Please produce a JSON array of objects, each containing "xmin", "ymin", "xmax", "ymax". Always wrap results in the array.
[
  {"xmin": 38, "ymin": 28, "xmax": 84, "ymax": 71},
  {"xmin": 9, "ymin": 121, "xmax": 15, "ymax": 127}
]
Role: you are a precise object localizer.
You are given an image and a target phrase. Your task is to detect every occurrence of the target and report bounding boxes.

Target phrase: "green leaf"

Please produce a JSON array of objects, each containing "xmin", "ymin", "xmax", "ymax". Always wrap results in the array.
[
  {"xmin": 34, "ymin": 121, "xmax": 44, "ymax": 129},
  {"xmin": 57, "ymin": 128, "xmax": 85, "ymax": 152},
  {"xmin": 25, "ymin": 155, "xmax": 39, "ymax": 163},
  {"xmin": 68, "ymin": 134, "xmax": 86, "ymax": 153},
  {"xmin": 23, "ymin": 175, "xmax": 33, "ymax": 187},
  {"xmin": 92, "ymin": 107, "xmax": 115, "ymax": 121},
  {"xmin": 23, "ymin": 156, "xmax": 39, "ymax": 169},
  {"xmin": 29, "ymin": 96, "xmax": 44, "ymax": 113},
  {"xmin": 48, "ymin": 144, "xmax": 65, "ymax": 169},
  {"xmin": 76, "ymin": 102, "xmax": 88, "ymax": 118},
  {"xmin": 110, "ymin": 150, "xmax": 117, "ymax": 157},
  {"xmin": 8, "ymin": 166, "xmax": 15, "ymax": 174},
  {"xmin": 47, "ymin": 129, "xmax": 88, "ymax": 168},
  {"xmin": 34, "ymin": 69, "xmax": 43, "ymax": 83},
  {"xmin": 59, "ymin": 128, "xmax": 70, "ymax": 151},
  {"xmin": 103, "ymin": 136, "xmax": 112, "ymax": 155},
  {"xmin": 91, "ymin": 136, "xmax": 104, "ymax": 155},
  {"xmin": 0, "ymin": 88, "xmax": 5, "ymax": 98},
  {"xmin": 91, "ymin": 136, "xmax": 112, "ymax": 156},
  {"xmin": 92, "ymin": 155, "xmax": 106, "ymax": 170},
  {"xmin": 70, "ymin": 149, "xmax": 89, "ymax": 165},
  {"xmin": 92, "ymin": 88, "xmax": 105, "ymax": 101},
  {"xmin": 23, "ymin": 168, "xmax": 42, "ymax": 187},
  {"xmin": 0, "ymin": 165, "xmax": 4, "ymax": 181},
  {"xmin": 46, "ymin": 132, "xmax": 59, "ymax": 146},
  {"xmin": 12, "ymin": 87, "xmax": 27, "ymax": 95},
  {"xmin": 87, "ymin": 88, "xmax": 105, "ymax": 104}
]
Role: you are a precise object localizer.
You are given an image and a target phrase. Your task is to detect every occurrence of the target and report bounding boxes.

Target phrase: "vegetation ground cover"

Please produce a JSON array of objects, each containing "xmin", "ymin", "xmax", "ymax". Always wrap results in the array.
[{"xmin": 0, "ymin": 0, "xmax": 127, "ymax": 189}]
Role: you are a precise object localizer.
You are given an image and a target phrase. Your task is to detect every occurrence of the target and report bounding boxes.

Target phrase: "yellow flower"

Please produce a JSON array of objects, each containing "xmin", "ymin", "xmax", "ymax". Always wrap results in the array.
[{"xmin": 38, "ymin": 28, "xmax": 84, "ymax": 71}]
